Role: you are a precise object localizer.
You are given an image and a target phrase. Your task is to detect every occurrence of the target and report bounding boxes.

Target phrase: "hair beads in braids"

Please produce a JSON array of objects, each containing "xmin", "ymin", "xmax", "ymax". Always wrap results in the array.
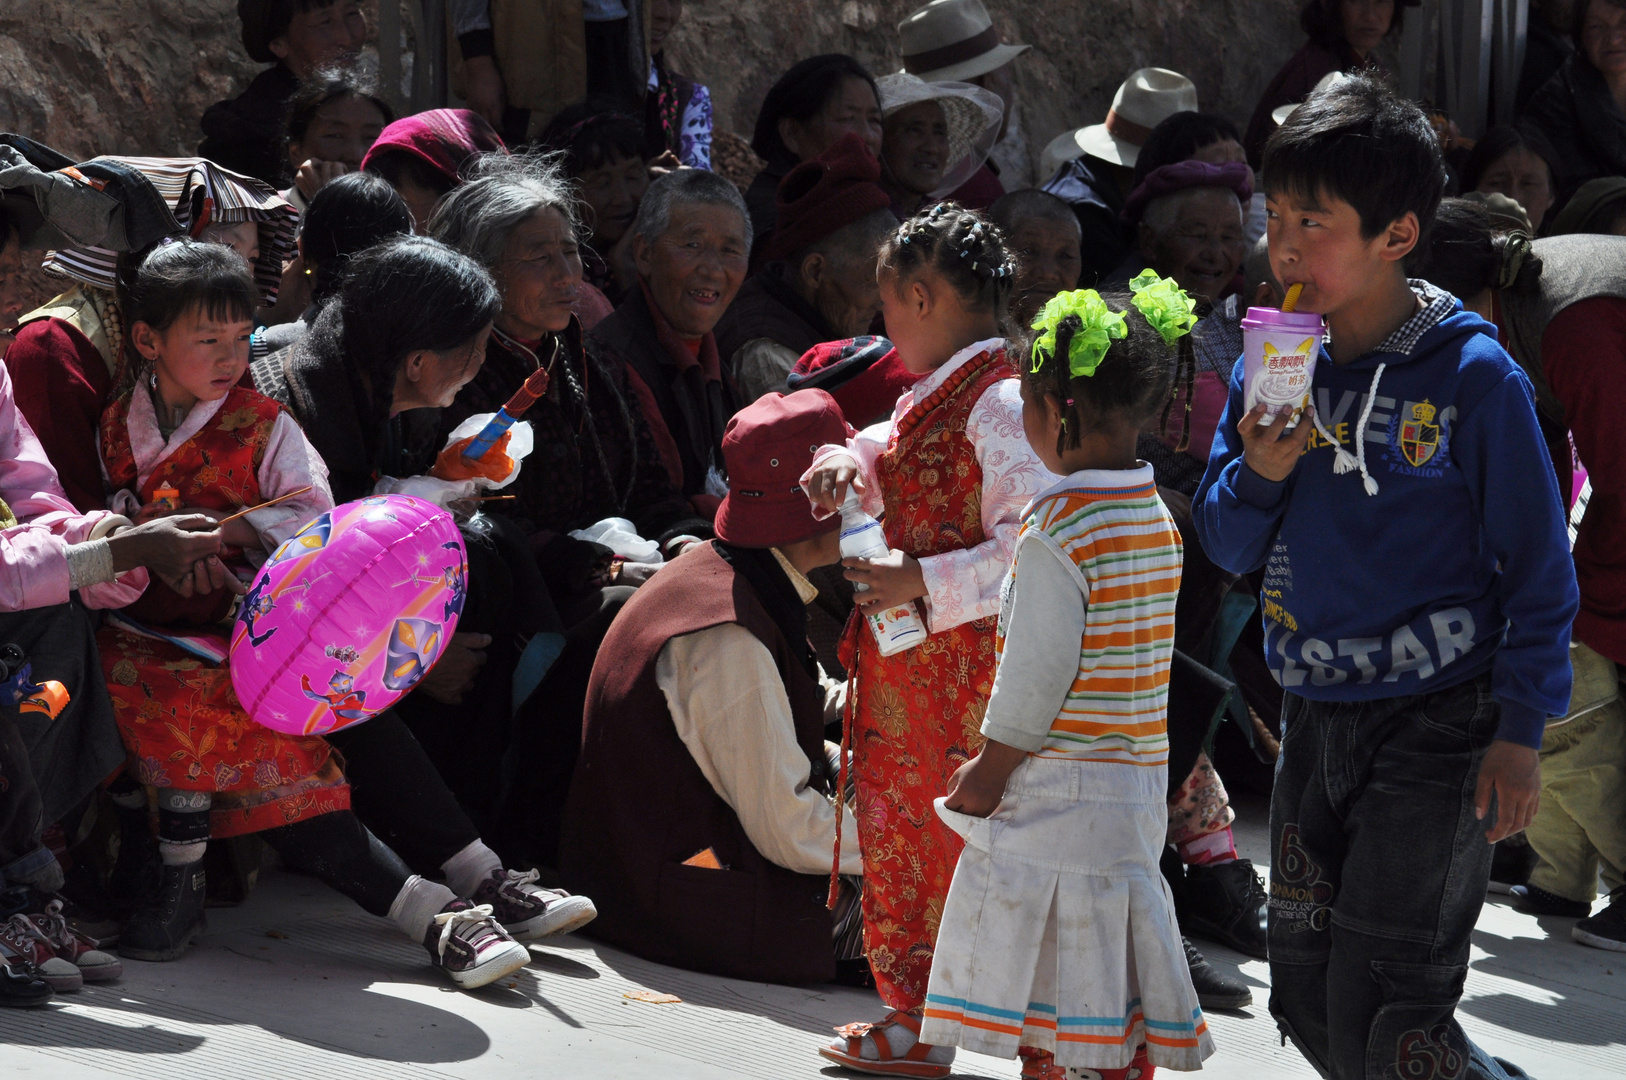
[
  {"xmin": 877, "ymin": 202, "xmax": 1018, "ymax": 335},
  {"xmin": 1022, "ymin": 291, "xmax": 1193, "ymax": 455}
]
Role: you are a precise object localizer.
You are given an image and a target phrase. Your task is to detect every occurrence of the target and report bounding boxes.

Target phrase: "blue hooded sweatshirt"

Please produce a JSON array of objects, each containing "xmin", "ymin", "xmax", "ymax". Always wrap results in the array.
[{"xmin": 1194, "ymin": 289, "xmax": 1578, "ymax": 749}]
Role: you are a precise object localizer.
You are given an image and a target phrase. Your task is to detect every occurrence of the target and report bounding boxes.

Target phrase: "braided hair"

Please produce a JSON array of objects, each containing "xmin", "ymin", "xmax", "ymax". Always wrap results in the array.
[
  {"xmin": 1022, "ymin": 290, "xmax": 1196, "ymax": 456},
  {"xmin": 877, "ymin": 202, "xmax": 1017, "ymax": 335}
]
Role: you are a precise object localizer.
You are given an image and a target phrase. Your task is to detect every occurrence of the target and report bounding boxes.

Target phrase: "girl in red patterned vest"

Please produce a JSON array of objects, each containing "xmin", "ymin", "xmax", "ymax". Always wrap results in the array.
[
  {"xmin": 96, "ymin": 241, "xmax": 531, "ymax": 989},
  {"xmin": 804, "ymin": 204, "xmax": 1058, "ymax": 1078}
]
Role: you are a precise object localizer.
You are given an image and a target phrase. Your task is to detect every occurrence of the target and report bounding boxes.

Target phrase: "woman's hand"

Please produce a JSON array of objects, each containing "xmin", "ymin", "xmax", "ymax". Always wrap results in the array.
[
  {"xmin": 647, "ymin": 150, "xmax": 683, "ymax": 178},
  {"xmin": 417, "ymin": 632, "xmax": 491, "ymax": 705},
  {"xmin": 462, "ymin": 55, "xmax": 507, "ymax": 127},
  {"xmin": 294, "ymin": 158, "xmax": 347, "ymax": 201},
  {"xmin": 843, "ymin": 550, "xmax": 926, "ymax": 612},
  {"xmin": 106, "ymin": 516, "xmax": 247, "ymax": 597},
  {"xmin": 805, "ymin": 453, "xmax": 861, "ymax": 513},
  {"xmin": 944, "ymin": 741, "xmax": 1028, "ymax": 818},
  {"xmin": 1238, "ymin": 403, "xmax": 1314, "ymax": 483}
]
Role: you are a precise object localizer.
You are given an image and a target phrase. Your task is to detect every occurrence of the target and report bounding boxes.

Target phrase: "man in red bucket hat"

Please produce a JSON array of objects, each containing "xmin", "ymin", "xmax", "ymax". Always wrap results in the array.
[{"xmin": 560, "ymin": 390, "xmax": 869, "ymax": 986}]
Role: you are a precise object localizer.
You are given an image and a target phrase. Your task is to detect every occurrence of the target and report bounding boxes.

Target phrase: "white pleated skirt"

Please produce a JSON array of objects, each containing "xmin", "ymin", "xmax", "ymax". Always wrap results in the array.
[{"xmin": 918, "ymin": 755, "xmax": 1214, "ymax": 1072}]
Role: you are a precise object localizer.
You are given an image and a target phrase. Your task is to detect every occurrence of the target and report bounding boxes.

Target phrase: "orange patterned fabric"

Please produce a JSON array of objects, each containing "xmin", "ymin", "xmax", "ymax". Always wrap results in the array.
[
  {"xmin": 841, "ymin": 349, "xmax": 1012, "ymax": 1011},
  {"xmin": 102, "ymin": 384, "xmax": 281, "ymax": 625},
  {"xmin": 99, "ymin": 386, "xmax": 348, "ymax": 838}
]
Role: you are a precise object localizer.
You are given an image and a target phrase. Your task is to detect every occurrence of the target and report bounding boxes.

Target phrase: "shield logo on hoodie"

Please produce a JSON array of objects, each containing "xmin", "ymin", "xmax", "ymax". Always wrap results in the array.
[{"xmin": 1399, "ymin": 400, "xmax": 1441, "ymax": 467}]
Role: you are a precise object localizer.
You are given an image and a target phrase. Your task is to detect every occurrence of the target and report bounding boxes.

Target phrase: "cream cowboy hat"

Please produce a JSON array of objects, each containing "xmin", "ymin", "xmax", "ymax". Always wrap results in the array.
[
  {"xmin": 897, "ymin": 0, "xmax": 1031, "ymax": 84},
  {"xmin": 876, "ymin": 73, "xmax": 1006, "ymax": 197},
  {"xmin": 1272, "ymin": 70, "xmax": 1353, "ymax": 125},
  {"xmin": 1050, "ymin": 68, "xmax": 1199, "ymax": 173}
]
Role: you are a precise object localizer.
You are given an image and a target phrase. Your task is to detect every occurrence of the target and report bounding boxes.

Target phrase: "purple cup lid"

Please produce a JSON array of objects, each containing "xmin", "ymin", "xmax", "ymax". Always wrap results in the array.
[{"xmin": 1240, "ymin": 307, "xmax": 1326, "ymax": 332}]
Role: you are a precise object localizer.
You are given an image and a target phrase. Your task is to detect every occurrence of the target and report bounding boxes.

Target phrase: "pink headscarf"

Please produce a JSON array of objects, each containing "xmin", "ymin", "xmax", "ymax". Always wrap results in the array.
[{"xmin": 361, "ymin": 109, "xmax": 507, "ymax": 186}]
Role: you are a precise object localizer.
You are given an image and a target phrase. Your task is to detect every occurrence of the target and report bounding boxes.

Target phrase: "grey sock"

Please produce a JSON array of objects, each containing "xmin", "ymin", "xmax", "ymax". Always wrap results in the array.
[{"xmin": 387, "ymin": 875, "xmax": 457, "ymax": 942}]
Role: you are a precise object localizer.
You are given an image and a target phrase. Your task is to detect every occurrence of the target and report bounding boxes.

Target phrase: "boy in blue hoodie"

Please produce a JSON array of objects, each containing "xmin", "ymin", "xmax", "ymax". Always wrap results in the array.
[{"xmin": 1195, "ymin": 76, "xmax": 1578, "ymax": 1080}]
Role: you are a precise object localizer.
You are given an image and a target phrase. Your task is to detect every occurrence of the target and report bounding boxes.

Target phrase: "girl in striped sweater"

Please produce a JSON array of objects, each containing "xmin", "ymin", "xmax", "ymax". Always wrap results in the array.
[{"xmin": 919, "ymin": 280, "xmax": 1217, "ymax": 1080}]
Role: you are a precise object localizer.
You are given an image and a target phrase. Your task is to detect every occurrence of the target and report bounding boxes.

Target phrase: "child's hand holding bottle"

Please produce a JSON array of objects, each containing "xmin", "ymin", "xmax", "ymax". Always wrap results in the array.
[{"xmin": 804, "ymin": 453, "xmax": 865, "ymax": 514}]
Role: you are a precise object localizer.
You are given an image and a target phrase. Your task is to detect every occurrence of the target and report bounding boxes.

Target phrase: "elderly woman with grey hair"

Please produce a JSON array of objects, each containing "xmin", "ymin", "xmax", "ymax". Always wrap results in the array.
[
  {"xmin": 427, "ymin": 153, "xmax": 711, "ymax": 865},
  {"xmin": 588, "ymin": 168, "xmax": 752, "ymax": 513}
]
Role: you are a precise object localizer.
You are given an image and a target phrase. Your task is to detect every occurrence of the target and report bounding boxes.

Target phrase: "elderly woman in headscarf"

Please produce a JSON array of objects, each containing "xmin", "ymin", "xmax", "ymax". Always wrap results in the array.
[
  {"xmin": 872, "ymin": 73, "xmax": 1003, "ymax": 219},
  {"xmin": 6, "ymin": 156, "xmax": 297, "ymax": 513}
]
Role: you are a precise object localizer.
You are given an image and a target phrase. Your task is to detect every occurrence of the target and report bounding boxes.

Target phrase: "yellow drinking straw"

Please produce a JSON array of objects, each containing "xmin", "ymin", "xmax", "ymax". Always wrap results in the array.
[{"xmin": 1282, "ymin": 282, "xmax": 1304, "ymax": 312}]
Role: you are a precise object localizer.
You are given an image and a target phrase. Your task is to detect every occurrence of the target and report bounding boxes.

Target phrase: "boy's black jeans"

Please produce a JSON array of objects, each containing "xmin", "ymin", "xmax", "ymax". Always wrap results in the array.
[{"xmin": 1269, "ymin": 673, "xmax": 1530, "ymax": 1080}]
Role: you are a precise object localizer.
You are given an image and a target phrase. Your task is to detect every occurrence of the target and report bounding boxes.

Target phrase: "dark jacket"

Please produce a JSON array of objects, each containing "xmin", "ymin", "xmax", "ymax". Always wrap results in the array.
[
  {"xmin": 1524, "ymin": 54, "xmax": 1626, "ymax": 204},
  {"xmin": 435, "ymin": 317, "xmax": 704, "ymax": 548},
  {"xmin": 1244, "ymin": 40, "xmax": 1366, "ymax": 169},
  {"xmin": 746, "ymin": 159, "xmax": 791, "ymax": 263},
  {"xmin": 198, "ymin": 64, "xmax": 299, "ymax": 187},
  {"xmin": 714, "ymin": 263, "xmax": 832, "ymax": 374},
  {"xmin": 589, "ymin": 283, "xmax": 735, "ymax": 501},
  {"xmin": 250, "ymin": 327, "xmax": 441, "ymax": 504},
  {"xmin": 559, "ymin": 541, "xmax": 836, "ymax": 984}
]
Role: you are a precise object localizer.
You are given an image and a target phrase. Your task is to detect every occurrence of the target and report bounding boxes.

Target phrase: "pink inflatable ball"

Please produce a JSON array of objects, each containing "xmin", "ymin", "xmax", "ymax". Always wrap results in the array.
[{"xmin": 229, "ymin": 494, "xmax": 468, "ymax": 736}]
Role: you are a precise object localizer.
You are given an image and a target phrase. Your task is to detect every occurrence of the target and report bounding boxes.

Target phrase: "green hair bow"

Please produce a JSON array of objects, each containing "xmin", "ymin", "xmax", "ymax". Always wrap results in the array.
[
  {"xmin": 1029, "ymin": 289, "xmax": 1126, "ymax": 379},
  {"xmin": 1128, "ymin": 270, "xmax": 1198, "ymax": 345}
]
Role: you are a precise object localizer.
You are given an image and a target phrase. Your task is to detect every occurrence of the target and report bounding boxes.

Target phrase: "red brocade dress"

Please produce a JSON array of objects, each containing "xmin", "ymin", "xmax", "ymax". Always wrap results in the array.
[
  {"xmin": 823, "ymin": 341, "xmax": 1056, "ymax": 1011},
  {"xmin": 98, "ymin": 383, "xmax": 346, "ymax": 838}
]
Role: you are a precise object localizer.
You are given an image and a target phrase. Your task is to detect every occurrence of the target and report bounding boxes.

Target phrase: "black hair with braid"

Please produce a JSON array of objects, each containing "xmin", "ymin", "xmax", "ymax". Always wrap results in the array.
[
  {"xmin": 877, "ymin": 202, "xmax": 1017, "ymax": 334},
  {"xmin": 297, "ymin": 235, "xmax": 501, "ymax": 465},
  {"xmin": 1020, "ymin": 290, "xmax": 1196, "ymax": 456}
]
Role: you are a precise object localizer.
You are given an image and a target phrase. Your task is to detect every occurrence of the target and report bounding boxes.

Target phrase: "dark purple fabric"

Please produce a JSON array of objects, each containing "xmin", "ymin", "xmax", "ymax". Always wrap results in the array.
[{"xmin": 1122, "ymin": 160, "xmax": 1253, "ymax": 224}]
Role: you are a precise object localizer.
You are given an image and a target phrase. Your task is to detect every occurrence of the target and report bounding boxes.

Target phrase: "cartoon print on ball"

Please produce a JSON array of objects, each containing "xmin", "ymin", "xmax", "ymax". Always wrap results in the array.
[{"xmin": 381, "ymin": 618, "xmax": 444, "ymax": 692}]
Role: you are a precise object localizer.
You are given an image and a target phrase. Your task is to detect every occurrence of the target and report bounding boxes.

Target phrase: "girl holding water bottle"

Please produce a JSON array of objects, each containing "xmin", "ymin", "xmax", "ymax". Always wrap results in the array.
[{"xmin": 803, "ymin": 204, "xmax": 1057, "ymax": 1078}]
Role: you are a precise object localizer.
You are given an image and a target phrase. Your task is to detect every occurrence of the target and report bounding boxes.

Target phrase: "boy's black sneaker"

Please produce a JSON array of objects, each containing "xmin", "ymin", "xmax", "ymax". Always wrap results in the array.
[
  {"xmin": 1183, "ymin": 936, "xmax": 1252, "ymax": 1010},
  {"xmin": 1573, "ymin": 892, "xmax": 1626, "ymax": 952},
  {"xmin": 1509, "ymin": 883, "xmax": 1592, "ymax": 918},
  {"xmin": 1179, "ymin": 859, "xmax": 1269, "ymax": 961},
  {"xmin": 1487, "ymin": 838, "xmax": 1538, "ymax": 894},
  {"xmin": 119, "ymin": 861, "xmax": 207, "ymax": 962},
  {"xmin": 0, "ymin": 957, "xmax": 52, "ymax": 1008}
]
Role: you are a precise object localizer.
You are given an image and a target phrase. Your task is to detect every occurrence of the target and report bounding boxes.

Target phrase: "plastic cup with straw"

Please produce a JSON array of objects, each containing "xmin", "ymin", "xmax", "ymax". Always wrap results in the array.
[{"xmin": 1240, "ymin": 281, "xmax": 1323, "ymax": 429}]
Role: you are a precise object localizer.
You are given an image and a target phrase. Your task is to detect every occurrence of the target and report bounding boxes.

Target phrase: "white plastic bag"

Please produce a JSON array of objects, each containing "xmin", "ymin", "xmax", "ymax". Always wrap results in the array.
[{"xmin": 568, "ymin": 517, "xmax": 663, "ymax": 564}]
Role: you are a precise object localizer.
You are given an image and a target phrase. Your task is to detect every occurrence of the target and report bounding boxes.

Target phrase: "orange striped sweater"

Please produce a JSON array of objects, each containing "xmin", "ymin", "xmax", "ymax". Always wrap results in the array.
[{"xmin": 991, "ymin": 473, "xmax": 1184, "ymax": 765}]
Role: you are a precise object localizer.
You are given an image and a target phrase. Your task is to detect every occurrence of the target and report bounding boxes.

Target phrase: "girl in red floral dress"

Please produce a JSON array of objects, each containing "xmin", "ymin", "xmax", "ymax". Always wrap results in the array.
[
  {"xmin": 97, "ymin": 240, "xmax": 529, "ymax": 988},
  {"xmin": 804, "ymin": 205, "xmax": 1057, "ymax": 1077}
]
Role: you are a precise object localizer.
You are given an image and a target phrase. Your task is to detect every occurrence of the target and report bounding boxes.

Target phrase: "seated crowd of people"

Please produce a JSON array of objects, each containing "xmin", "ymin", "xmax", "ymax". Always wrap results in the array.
[{"xmin": 0, "ymin": 3, "xmax": 1621, "ymax": 1079}]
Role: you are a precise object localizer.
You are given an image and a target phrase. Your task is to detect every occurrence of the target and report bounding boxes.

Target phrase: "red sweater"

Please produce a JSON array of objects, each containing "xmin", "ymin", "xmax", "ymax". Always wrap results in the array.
[
  {"xmin": 6, "ymin": 317, "xmax": 111, "ymax": 514},
  {"xmin": 1542, "ymin": 296, "xmax": 1626, "ymax": 664}
]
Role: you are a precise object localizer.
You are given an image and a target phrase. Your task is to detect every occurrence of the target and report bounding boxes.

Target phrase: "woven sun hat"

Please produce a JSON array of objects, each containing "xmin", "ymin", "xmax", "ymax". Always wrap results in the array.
[
  {"xmin": 1273, "ymin": 70, "xmax": 1353, "ymax": 125},
  {"xmin": 876, "ymin": 73, "xmax": 1005, "ymax": 197},
  {"xmin": 897, "ymin": 0, "xmax": 1031, "ymax": 84},
  {"xmin": 43, "ymin": 157, "xmax": 298, "ymax": 305},
  {"xmin": 1055, "ymin": 67, "xmax": 1199, "ymax": 171}
]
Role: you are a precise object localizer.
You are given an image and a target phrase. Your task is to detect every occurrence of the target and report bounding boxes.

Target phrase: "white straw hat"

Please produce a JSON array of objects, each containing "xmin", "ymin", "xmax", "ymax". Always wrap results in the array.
[
  {"xmin": 876, "ymin": 73, "xmax": 1006, "ymax": 197},
  {"xmin": 1272, "ymin": 71, "xmax": 1353, "ymax": 125},
  {"xmin": 897, "ymin": 0, "xmax": 1031, "ymax": 84},
  {"xmin": 1053, "ymin": 68, "xmax": 1199, "ymax": 171}
]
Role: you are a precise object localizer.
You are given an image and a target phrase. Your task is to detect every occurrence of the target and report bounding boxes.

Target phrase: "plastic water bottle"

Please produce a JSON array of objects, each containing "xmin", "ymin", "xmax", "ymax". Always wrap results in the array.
[{"xmin": 839, "ymin": 489, "xmax": 928, "ymax": 656}]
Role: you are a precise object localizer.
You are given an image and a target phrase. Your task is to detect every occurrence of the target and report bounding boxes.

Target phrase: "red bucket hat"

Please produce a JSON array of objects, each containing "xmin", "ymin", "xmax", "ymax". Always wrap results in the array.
[
  {"xmin": 763, "ymin": 133, "xmax": 894, "ymax": 264},
  {"xmin": 714, "ymin": 390, "xmax": 853, "ymax": 549}
]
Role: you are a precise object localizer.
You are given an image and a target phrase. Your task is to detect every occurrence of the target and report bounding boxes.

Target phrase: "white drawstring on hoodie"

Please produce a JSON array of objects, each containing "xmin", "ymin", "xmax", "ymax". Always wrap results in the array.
[{"xmin": 1310, "ymin": 363, "xmax": 1387, "ymax": 496}]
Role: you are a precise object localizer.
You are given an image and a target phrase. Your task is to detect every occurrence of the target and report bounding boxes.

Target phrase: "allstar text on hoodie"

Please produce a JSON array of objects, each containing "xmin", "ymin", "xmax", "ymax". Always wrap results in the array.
[{"xmin": 1194, "ymin": 297, "xmax": 1579, "ymax": 749}]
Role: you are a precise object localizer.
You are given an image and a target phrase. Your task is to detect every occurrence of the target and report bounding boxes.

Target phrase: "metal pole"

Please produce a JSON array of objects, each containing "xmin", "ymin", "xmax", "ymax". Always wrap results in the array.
[{"xmin": 418, "ymin": 0, "xmax": 447, "ymax": 109}]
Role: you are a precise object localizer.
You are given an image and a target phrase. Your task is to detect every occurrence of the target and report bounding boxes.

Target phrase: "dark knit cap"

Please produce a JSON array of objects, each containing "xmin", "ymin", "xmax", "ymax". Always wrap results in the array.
[{"xmin": 763, "ymin": 134, "xmax": 893, "ymax": 264}]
